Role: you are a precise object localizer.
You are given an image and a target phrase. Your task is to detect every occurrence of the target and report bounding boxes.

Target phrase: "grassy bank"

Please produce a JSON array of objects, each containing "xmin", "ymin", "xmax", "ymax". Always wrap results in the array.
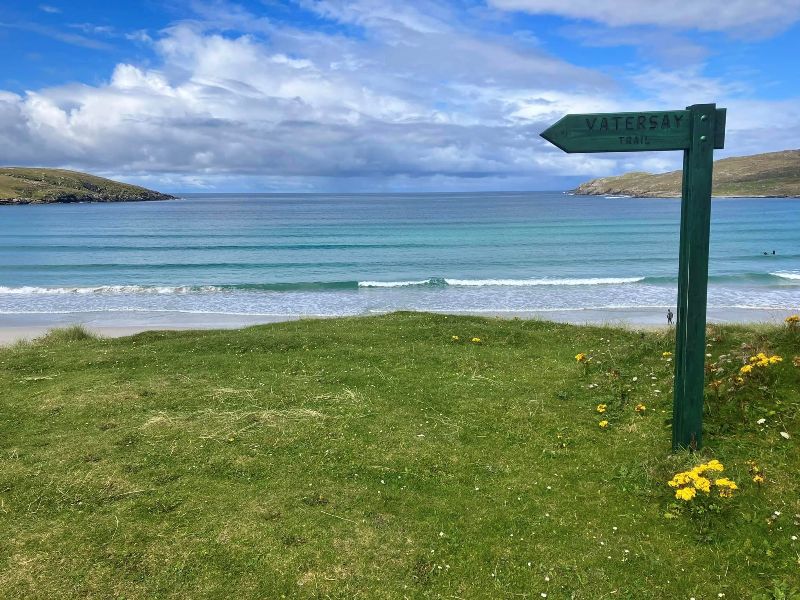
[{"xmin": 1, "ymin": 313, "xmax": 798, "ymax": 598}]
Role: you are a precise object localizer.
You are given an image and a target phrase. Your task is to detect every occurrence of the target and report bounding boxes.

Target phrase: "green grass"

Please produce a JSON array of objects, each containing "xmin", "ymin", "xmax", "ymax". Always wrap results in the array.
[{"xmin": 1, "ymin": 313, "xmax": 798, "ymax": 598}]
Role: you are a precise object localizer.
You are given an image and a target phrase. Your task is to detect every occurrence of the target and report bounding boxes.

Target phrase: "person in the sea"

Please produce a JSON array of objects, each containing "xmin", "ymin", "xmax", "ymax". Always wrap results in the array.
[{"xmin": 667, "ymin": 308, "xmax": 674, "ymax": 325}]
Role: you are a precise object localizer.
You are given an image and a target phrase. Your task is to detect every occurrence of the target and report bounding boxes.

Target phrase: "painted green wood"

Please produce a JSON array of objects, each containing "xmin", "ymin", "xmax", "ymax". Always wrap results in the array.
[
  {"xmin": 540, "ymin": 109, "xmax": 726, "ymax": 154},
  {"xmin": 714, "ymin": 108, "xmax": 727, "ymax": 150},
  {"xmin": 672, "ymin": 104, "xmax": 717, "ymax": 451},
  {"xmin": 540, "ymin": 110, "xmax": 690, "ymax": 153},
  {"xmin": 672, "ymin": 144, "xmax": 692, "ymax": 449}
]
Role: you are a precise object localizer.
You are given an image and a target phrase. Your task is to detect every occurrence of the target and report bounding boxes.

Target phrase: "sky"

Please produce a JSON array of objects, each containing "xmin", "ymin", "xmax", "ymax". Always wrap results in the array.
[{"xmin": 1, "ymin": 0, "xmax": 799, "ymax": 192}]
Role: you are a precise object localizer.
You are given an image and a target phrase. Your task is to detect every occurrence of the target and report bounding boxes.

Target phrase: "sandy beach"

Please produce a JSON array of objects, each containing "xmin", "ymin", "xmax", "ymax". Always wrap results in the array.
[{"xmin": 0, "ymin": 306, "xmax": 791, "ymax": 345}]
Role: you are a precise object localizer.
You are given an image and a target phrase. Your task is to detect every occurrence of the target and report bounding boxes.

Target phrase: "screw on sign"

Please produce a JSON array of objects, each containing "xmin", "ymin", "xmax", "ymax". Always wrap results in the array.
[{"xmin": 541, "ymin": 104, "xmax": 727, "ymax": 452}]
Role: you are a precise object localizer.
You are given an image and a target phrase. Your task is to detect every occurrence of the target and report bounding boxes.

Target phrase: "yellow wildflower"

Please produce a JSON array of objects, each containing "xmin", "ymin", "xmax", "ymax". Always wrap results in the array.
[
  {"xmin": 739, "ymin": 364, "xmax": 753, "ymax": 375},
  {"xmin": 753, "ymin": 474, "xmax": 765, "ymax": 484},
  {"xmin": 596, "ymin": 403, "xmax": 607, "ymax": 413},
  {"xmin": 704, "ymin": 459, "xmax": 724, "ymax": 472},
  {"xmin": 714, "ymin": 478, "xmax": 737, "ymax": 490},
  {"xmin": 675, "ymin": 487, "xmax": 696, "ymax": 501},
  {"xmin": 471, "ymin": 337, "xmax": 481, "ymax": 344},
  {"xmin": 451, "ymin": 335, "xmax": 459, "ymax": 341},
  {"xmin": 686, "ymin": 467, "xmax": 703, "ymax": 480},
  {"xmin": 693, "ymin": 477, "xmax": 711, "ymax": 494},
  {"xmin": 662, "ymin": 351, "xmax": 672, "ymax": 358},
  {"xmin": 734, "ymin": 376, "xmax": 744, "ymax": 385},
  {"xmin": 598, "ymin": 420, "xmax": 608, "ymax": 428},
  {"xmin": 575, "ymin": 352, "xmax": 587, "ymax": 362},
  {"xmin": 793, "ymin": 356, "xmax": 800, "ymax": 367},
  {"xmin": 785, "ymin": 314, "xmax": 799, "ymax": 325},
  {"xmin": 634, "ymin": 403, "xmax": 646, "ymax": 413},
  {"xmin": 719, "ymin": 487, "xmax": 734, "ymax": 498},
  {"xmin": 668, "ymin": 472, "xmax": 692, "ymax": 487},
  {"xmin": 768, "ymin": 355, "xmax": 782, "ymax": 364}
]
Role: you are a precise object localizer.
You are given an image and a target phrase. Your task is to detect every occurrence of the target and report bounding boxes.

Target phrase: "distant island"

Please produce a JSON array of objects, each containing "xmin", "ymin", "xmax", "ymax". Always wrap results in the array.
[
  {"xmin": 0, "ymin": 168, "xmax": 175, "ymax": 205},
  {"xmin": 573, "ymin": 149, "xmax": 800, "ymax": 198}
]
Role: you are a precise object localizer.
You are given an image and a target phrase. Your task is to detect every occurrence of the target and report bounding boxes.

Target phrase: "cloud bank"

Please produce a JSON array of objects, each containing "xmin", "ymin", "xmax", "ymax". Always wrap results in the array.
[{"xmin": 0, "ymin": 0, "xmax": 797, "ymax": 191}]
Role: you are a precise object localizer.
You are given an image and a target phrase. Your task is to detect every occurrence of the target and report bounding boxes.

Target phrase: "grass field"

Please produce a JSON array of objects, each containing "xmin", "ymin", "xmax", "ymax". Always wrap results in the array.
[{"xmin": 1, "ymin": 313, "xmax": 798, "ymax": 598}]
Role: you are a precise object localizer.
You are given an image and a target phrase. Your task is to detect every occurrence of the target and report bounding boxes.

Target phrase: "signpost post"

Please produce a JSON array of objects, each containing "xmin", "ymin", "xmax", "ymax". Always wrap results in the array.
[{"xmin": 541, "ymin": 104, "xmax": 727, "ymax": 452}]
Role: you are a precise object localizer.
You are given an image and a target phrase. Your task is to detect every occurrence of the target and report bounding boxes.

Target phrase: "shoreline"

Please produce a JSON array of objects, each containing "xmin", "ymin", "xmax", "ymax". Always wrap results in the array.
[{"xmin": 0, "ymin": 306, "xmax": 792, "ymax": 344}]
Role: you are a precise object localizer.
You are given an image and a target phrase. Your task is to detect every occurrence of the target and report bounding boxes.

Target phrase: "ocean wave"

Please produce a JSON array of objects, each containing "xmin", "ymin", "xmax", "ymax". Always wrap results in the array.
[
  {"xmin": 359, "ymin": 277, "xmax": 645, "ymax": 288},
  {"xmin": 0, "ymin": 282, "xmax": 362, "ymax": 295},
  {"xmin": 771, "ymin": 271, "xmax": 800, "ymax": 281},
  {"xmin": 357, "ymin": 279, "xmax": 440, "ymax": 288},
  {"xmin": 2, "ymin": 271, "xmax": 797, "ymax": 296},
  {"xmin": 445, "ymin": 277, "xmax": 644, "ymax": 286},
  {"xmin": 646, "ymin": 272, "xmax": 800, "ymax": 285},
  {"xmin": 0, "ymin": 285, "xmax": 213, "ymax": 295}
]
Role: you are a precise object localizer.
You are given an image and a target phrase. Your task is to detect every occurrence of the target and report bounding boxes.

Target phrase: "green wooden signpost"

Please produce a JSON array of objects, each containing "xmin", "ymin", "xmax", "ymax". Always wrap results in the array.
[{"xmin": 541, "ymin": 104, "xmax": 727, "ymax": 452}]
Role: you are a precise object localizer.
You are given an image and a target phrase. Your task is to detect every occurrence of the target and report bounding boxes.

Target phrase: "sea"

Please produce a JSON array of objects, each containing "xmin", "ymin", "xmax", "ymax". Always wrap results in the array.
[{"xmin": 1, "ymin": 193, "xmax": 798, "ymax": 328}]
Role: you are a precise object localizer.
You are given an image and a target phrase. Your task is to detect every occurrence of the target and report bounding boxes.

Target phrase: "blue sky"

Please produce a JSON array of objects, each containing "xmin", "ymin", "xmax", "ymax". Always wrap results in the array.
[{"xmin": 1, "ymin": 0, "xmax": 799, "ymax": 192}]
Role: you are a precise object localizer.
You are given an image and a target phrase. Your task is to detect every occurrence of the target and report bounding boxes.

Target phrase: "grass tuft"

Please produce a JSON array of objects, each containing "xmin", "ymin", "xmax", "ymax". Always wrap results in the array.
[{"xmin": 36, "ymin": 324, "xmax": 98, "ymax": 344}]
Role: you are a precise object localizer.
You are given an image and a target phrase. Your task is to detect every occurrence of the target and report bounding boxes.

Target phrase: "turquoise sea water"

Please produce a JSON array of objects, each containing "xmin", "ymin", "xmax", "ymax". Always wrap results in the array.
[{"xmin": 1, "ymin": 193, "xmax": 798, "ymax": 319}]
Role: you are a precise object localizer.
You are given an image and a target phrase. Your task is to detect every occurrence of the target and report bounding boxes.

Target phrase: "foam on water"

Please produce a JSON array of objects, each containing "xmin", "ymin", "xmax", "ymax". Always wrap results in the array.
[{"xmin": 772, "ymin": 271, "xmax": 800, "ymax": 280}]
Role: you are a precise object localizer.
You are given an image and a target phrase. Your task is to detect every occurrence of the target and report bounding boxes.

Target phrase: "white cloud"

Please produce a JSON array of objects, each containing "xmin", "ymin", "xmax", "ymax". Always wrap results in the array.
[
  {"xmin": 38, "ymin": 4, "xmax": 61, "ymax": 14},
  {"xmin": 488, "ymin": 0, "xmax": 800, "ymax": 34},
  {"xmin": 0, "ymin": 1, "xmax": 797, "ymax": 190},
  {"xmin": 299, "ymin": 0, "xmax": 454, "ymax": 33}
]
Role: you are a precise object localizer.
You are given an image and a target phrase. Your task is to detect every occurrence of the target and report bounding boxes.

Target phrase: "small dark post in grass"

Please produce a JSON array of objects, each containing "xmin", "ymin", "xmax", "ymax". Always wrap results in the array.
[{"xmin": 541, "ymin": 103, "xmax": 726, "ymax": 451}]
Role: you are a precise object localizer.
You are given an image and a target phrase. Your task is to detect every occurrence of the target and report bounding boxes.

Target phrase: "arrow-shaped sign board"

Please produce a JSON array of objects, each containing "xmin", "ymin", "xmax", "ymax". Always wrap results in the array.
[
  {"xmin": 540, "ymin": 109, "xmax": 725, "ymax": 153},
  {"xmin": 541, "ymin": 104, "xmax": 727, "ymax": 452}
]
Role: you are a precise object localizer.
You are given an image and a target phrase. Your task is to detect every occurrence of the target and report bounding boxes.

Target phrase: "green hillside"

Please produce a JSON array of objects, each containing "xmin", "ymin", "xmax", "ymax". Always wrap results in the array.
[
  {"xmin": 0, "ymin": 168, "xmax": 175, "ymax": 204},
  {"xmin": 574, "ymin": 149, "xmax": 800, "ymax": 197}
]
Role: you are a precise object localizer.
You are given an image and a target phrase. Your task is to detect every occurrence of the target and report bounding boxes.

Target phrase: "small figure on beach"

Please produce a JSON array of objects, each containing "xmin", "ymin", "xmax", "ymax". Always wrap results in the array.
[{"xmin": 667, "ymin": 308, "xmax": 674, "ymax": 325}]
